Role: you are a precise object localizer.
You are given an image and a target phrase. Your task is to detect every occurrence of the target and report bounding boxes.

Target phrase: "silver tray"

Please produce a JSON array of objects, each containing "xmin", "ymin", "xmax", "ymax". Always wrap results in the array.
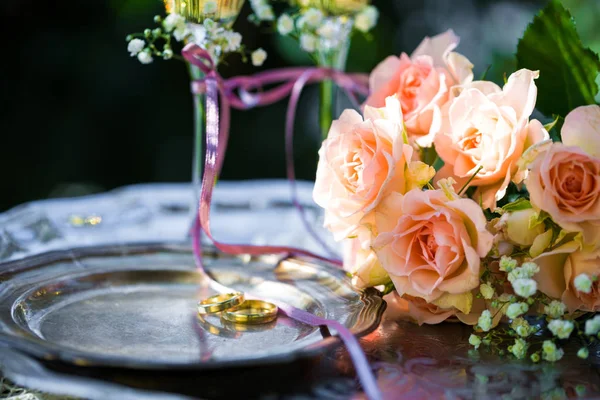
[{"xmin": 0, "ymin": 242, "xmax": 385, "ymax": 370}]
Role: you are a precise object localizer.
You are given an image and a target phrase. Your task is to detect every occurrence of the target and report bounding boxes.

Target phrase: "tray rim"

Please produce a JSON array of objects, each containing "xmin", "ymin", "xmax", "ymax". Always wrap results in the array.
[{"xmin": 0, "ymin": 241, "xmax": 386, "ymax": 371}]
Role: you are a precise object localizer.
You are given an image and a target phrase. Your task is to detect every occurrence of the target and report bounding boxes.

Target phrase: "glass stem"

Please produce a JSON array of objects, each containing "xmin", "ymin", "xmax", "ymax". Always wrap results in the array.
[
  {"xmin": 316, "ymin": 29, "xmax": 352, "ymax": 141},
  {"xmin": 189, "ymin": 63, "xmax": 206, "ymax": 221}
]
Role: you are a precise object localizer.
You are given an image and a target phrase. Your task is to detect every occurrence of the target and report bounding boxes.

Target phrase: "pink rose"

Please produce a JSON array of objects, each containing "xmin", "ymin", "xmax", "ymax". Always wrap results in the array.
[
  {"xmin": 373, "ymin": 188, "xmax": 493, "ymax": 304},
  {"xmin": 385, "ymin": 292, "xmax": 457, "ymax": 326},
  {"xmin": 526, "ymin": 105, "xmax": 600, "ymax": 246},
  {"xmin": 434, "ymin": 69, "xmax": 549, "ymax": 209},
  {"xmin": 365, "ymin": 30, "xmax": 474, "ymax": 148},
  {"xmin": 535, "ymin": 242, "xmax": 600, "ymax": 312},
  {"xmin": 313, "ymin": 97, "xmax": 422, "ymax": 241}
]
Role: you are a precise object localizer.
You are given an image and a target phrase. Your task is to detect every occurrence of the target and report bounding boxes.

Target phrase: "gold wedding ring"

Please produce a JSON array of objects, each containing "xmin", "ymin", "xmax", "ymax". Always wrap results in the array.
[
  {"xmin": 221, "ymin": 300, "xmax": 279, "ymax": 325},
  {"xmin": 197, "ymin": 292, "xmax": 245, "ymax": 315}
]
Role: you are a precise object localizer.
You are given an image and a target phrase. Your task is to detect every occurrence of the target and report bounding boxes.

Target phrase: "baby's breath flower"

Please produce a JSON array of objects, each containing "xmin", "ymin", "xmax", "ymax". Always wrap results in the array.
[
  {"xmin": 499, "ymin": 255, "xmax": 518, "ymax": 272},
  {"xmin": 128, "ymin": 38, "xmax": 145, "ymax": 56},
  {"xmin": 506, "ymin": 302, "xmax": 528, "ymax": 319},
  {"xmin": 251, "ymin": 0, "xmax": 275, "ymax": 22},
  {"xmin": 548, "ymin": 319, "xmax": 574, "ymax": 339},
  {"xmin": 479, "ymin": 283, "xmax": 495, "ymax": 300},
  {"xmin": 354, "ymin": 5, "xmax": 379, "ymax": 32},
  {"xmin": 584, "ymin": 315, "xmax": 600, "ymax": 336},
  {"xmin": 510, "ymin": 338, "xmax": 528, "ymax": 359},
  {"xmin": 137, "ymin": 49, "xmax": 154, "ymax": 64},
  {"xmin": 574, "ymin": 273, "xmax": 593, "ymax": 293},
  {"xmin": 163, "ymin": 13, "xmax": 186, "ymax": 33},
  {"xmin": 163, "ymin": 48, "xmax": 173, "ymax": 60},
  {"xmin": 521, "ymin": 262, "xmax": 540, "ymax": 277},
  {"xmin": 507, "ymin": 267, "xmax": 529, "ymax": 283},
  {"xmin": 544, "ymin": 300, "xmax": 566, "ymax": 319},
  {"xmin": 577, "ymin": 347, "xmax": 589, "ymax": 359},
  {"xmin": 478, "ymin": 310, "xmax": 492, "ymax": 332},
  {"xmin": 303, "ymin": 8, "xmax": 323, "ymax": 28},
  {"xmin": 511, "ymin": 317, "xmax": 532, "ymax": 337},
  {"xmin": 223, "ymin": 31, "xmax": 242, "ymax": 52},
  {"xmin": 300, "ymin": 33, "xmax": 318, "ymax": 52},
  {"xmin": 251, "ymin": 48, "xmax": 267, "ymax": 66},
  {"xmin": 512, "ymin": 278, "xmax": 537, "ymax": 298},
  {"xmin": 277, "ymin": 14, "xmax": 294, "ymax": 35},
  {"xmin": 542, "ymin": 340, "xmax": 564, "ymax": 362},
  {"xmin": 469, "ymin": 334, "xmax": 482, "ymax": 349},
  {"xmin": 316, "ymin": 19, "xmax": 340, "ymax": 40}
]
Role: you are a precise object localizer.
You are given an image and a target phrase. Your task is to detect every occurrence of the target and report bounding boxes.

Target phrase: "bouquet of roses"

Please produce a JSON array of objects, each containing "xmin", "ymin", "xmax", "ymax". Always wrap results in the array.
[{"xmin": 313, "ymin": 0, "xmax": 600, "ymax": 363}]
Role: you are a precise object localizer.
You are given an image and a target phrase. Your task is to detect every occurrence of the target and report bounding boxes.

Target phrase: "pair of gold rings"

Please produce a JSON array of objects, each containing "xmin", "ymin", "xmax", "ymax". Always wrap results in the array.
[{"xmin": 197, "ymin": 292, "xmax": 278, "ymax": 325}]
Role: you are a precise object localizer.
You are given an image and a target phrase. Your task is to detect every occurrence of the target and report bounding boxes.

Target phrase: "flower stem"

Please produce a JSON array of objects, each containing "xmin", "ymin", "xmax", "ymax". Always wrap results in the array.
[{"xmin": 319, "ymin": 79, "xmax": 334, "ymax": 141}]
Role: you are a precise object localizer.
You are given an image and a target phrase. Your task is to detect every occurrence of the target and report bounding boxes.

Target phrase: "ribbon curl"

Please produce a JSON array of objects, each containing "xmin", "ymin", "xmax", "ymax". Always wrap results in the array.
[{"xmin": 182, "ymin": 44, "xmax": 381, "ymax": 400}]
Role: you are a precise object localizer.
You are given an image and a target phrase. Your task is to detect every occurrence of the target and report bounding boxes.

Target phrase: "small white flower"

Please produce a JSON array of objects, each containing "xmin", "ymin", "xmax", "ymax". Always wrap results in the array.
[
  {"xmin": 479, "ymin": 283, "xmax": 495, "ymax": 300},
  {"xmin": 477, "ymin": 310, "xmax": 492, "ymax": 332},
  {"xmin": 303, "ymin": 8, "xmax": 323, "ymax": 28},
  {"xmin": 506, "ymin": 302, "xmax": 529, "ymax": 319},
  {"xmin": 512, "ymin": 278, "xmax": 537, "ymax": 298},
  {"xmin": 317, "ymin": 18, "xmax": 340, "ymax": 40},
  {"xmin": 499, "ymin": 255, "xmax": 518, "ymax": 272},
  {"xmin": 354, "ymin": 5, "xmax": 379, "ymax": 32},
  {"xmin": 173, "ymin": 22, "xmax": 190, "ymax": 42},
  {"xmin": 577, "ymin": 347, "xmax": 589, "ymax": 359},
  {"xmin": 255, "ymin": 4, "xmax": 275, "ymax": 21},
  {"xmin": 469, "ymin": 334, "xmax": 482, "ymax": 349},
  {"xmin": 521, "ymin": 262, "xmax": 540, "ymax": 277},
  {"xmin": 542, "ymin": 340, "xmax": 564, "ymax": 362},
  {"xmin": 510, "ymin": 338, "xmax": 528, "ymax": 359},
  {"xmin": 544, "ymin": 300, "xmax": 567, "ymax": 319},
  {"xmin": 300, "ymin": 33, "xmax": 317, "ymax": 53},
  {"xmin": 203, "ymin": 0, "xmax": 218, "ymax": 14},
  {"xmin": 574, "ymin": 273, "xmax": 593, "ymax": 293},
  {"xmin": 127, "ymin": 38, "xmax": 145, "ymax": 56},
  {"xmin": 162, "ymin": 48, "xmax": 173, "ymax": 60},
  {"xmin": 223, "ymin": 31, "xmax": 242, "ymax": 52},
  {"xmin": 511, "ymin": 317, "xmax": 532, "ymax": 337},
  {"xmin": 137, "ymin": 50, "xmax": 153, "ymax": 64},
  {"xmin": 163, "ymin": 13, "xmax": 186, "ymax": 32},
  {"xmin": 277, "ymin": 14, "xmax": 294, "ymax": 36},
  {"xmin": 548, "ymin": 319, "xmax": 574, "ymax": 339},
  {"xmin": 584, "ymin": 315, "xmax": 600, "ymax": 336},
  {"xmin": 203, "ymin": 18, "xmax": 217, "ymax": 32},
  {"xmin": 190, "ymin": 25, "xmax": 207, "ymax": 45},
  {"xmin": 251, "ymin": 48, "xmax": 267, "ymax": 66}
]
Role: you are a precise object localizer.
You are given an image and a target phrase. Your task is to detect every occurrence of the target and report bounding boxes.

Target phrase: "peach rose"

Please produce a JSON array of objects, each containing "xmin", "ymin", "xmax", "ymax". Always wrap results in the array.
[
  {"xmin": 365, "ymin": 30, "xmax": 474, "ymax": 148},
  {"xmin": 373, "ymin": 188, "xmax": 493, "ymax": 308},
  {"xmin": 434, "ymin": 69, "xmax": 549, "ymax": 210},
  {"xmin": 386, "ymin": 292, "xmax": 457, "ymax": 325},
  {"xmin": 525, "ymin": 105, "xmax": 600, "ymax": 246},
  {"xmin": 535, "ymin": 241, "xmax": 600, "ymax": 312},
  {"xmin": 343, "ymin": 226, "xmax": 390, "ymax": 289},
  {"xmin": 313, "ymin": 96, "xmax": 432, "ymax": 241},
  {"xmin": 385, "ymin": 290, "xmax": 505, "ymax": 327}
]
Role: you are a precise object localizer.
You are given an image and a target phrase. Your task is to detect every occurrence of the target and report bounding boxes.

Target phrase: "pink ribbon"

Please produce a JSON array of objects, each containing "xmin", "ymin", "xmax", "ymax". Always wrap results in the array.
[{"xmin": 182, "ymin": 44, "xmax": 381, "ymax": 400}]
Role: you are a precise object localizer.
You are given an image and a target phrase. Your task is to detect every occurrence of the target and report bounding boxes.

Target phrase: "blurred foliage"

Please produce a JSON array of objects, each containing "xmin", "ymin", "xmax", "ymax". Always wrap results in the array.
[
  {"xmin": 517, "ymin": 0, "xmax": 600, "ymax": 118},
  {"xmin": 3, "ymin": 0, "xmax": 598, "ymax": 211}
]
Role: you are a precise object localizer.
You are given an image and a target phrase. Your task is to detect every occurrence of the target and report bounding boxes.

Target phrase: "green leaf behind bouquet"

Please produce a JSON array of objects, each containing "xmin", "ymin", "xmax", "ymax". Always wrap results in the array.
[{"xmin": 516, "ymin": 0, "xmax": 600, "ymax": 118}]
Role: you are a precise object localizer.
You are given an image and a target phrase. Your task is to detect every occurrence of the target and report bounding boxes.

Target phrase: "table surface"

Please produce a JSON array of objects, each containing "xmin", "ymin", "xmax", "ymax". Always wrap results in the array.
[{"xmin": 0, "ymin": 181, "xmax": 599, "ymax": 400}]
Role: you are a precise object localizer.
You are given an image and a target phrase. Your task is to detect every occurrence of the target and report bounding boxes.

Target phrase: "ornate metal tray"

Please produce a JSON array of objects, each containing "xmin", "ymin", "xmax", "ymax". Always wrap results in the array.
[{"xmin": 0, "ymin": 243, "xmax": 384, "ymax": 370}]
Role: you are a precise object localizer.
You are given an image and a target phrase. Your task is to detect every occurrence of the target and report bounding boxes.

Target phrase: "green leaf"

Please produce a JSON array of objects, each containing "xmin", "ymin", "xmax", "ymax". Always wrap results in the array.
[
  {"xmin": 502, "ymin": 198, "xmax": 533, "ymax": 212},
  {"xmin": 516, "ymin": 0, "xmax": 600, "ymax": 118}
]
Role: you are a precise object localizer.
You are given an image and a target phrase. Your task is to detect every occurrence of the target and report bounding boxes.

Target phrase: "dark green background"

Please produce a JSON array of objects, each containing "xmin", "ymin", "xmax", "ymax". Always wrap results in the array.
[{"xmin": 1, "ymin": 0, "xmax": 597, "ymax": 211}]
